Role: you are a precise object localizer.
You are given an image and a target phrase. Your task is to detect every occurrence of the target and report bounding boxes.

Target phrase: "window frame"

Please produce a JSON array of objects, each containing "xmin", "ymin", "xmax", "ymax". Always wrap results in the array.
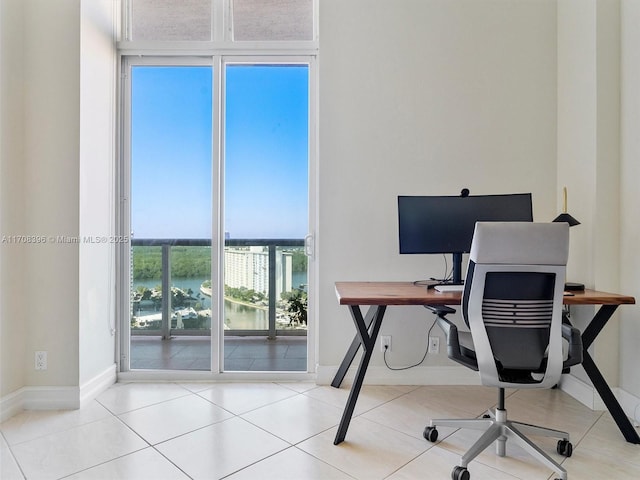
[
  {"xmin": 119, "ymin": 0, "xmax": 319, "ymax": 51},
  {"xmin": 116, "ymin": 1, "xmax": 318, "ymax": 378}
]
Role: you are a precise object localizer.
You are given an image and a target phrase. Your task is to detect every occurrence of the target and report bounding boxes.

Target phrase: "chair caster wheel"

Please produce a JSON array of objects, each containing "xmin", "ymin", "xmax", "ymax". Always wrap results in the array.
[
  {"xmin": 423, "ymin": 426, "xmax": 438, "ymax": 442},
  {"xmin": 452, "ymin": 466, "xmax": 470, "ymax": 480},
  {"xmin": 482, "ymin": 414, "xmax": 491, "ymax": 418},
  {"xmin": 557, "ymin": 439, "xmax": 573, "ymax": 457}
]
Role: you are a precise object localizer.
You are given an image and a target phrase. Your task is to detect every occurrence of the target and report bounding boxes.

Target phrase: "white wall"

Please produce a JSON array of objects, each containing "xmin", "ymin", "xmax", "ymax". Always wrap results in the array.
[
  {"xmin": 619, "ymin": 0, "xmax": 640, "ymax": 399},
  {"xmin": 78, "ymin": 0, "xmax": 118, "ymax": 393},
  {"xmin": 0, "ymin": 0, "xmax": 27, "ymax": 398},
  {"xmin": 555, "ymin": 1, "xmax": 640, "ymax": 414},
  {"xmin": 0, "ymin": 0, "xmax": 117, "ymax": 415},
  {"xmin": 556, "ymin": 0, "xmax": 621, "ymax": 297},
  {"xmin": 22, "ymin": 0, "xmax": 81, "ymax": 388},
  {"xmin": 318, "ymin": 0, "xmax": 559, "ymax": 381}
]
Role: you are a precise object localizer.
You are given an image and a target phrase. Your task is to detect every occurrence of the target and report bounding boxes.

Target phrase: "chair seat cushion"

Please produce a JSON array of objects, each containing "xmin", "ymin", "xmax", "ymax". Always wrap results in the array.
[{"xmin": 457, "ymin": 330, "xmax": 545, "ymax": 383}]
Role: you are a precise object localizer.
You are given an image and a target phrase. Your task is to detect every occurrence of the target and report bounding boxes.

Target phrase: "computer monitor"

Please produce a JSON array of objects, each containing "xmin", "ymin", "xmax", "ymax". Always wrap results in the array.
[{"xmin": 398, "ymin": 192, "xmax": 533, "ymax": 284}]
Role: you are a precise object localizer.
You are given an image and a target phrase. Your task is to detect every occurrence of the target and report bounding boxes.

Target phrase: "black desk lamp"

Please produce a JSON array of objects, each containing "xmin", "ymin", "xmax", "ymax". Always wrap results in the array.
[
  {"xmin": 553, "ymin": 186, "xmax": 580, "ymax": 226},
  {"xmin": 553, "ymin": 187, "xmax": 583, "ymax": 290}
]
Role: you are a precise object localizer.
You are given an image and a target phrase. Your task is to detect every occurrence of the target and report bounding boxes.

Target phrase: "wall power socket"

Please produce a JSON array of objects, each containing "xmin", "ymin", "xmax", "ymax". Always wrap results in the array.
[
  {"xmin": 35, "ymin": 351, "xmax": 47, "ymax": 370},
  {"xmin": 380, "ymin": 335, "xmax": 392, "ymax": 352},
  {"xmin": 428, "ymin": 336, "xmax": 440, "ymax": 354}
]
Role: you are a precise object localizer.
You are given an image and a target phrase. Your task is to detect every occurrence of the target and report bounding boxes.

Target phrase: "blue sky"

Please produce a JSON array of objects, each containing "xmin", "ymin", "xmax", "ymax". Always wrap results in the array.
[{"xmin": 131, "ymin": 65, "xmax": 309, "ymax": 240}]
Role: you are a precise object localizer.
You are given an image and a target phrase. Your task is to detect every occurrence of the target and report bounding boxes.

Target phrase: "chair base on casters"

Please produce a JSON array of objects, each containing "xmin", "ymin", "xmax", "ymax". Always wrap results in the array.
[{"xmin": 424, "ymin": 407, "xmax": 572, "ymax": 480}]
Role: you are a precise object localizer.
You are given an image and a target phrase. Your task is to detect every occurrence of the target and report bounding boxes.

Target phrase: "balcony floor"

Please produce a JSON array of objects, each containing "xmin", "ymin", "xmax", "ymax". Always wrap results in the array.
[{"xmin": 130, "ymin": 336, "xmax": 307, "ymax": 371}]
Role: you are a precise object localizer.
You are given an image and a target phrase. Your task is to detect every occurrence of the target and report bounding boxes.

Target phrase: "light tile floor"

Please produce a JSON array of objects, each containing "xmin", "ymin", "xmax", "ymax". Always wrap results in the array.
[{"xmin": 2, "ymin": 383, "xmax": 640, "ymax": 479}]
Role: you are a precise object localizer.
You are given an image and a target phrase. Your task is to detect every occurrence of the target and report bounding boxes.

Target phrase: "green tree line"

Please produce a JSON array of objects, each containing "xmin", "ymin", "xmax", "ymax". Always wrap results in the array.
[
  {"xmin": 132, "ymin": 246, "xmax": 307, "ymax": 280},
  {"xmin": 132, "ymin": 246, "xmax": 212, "ymax": 280}
]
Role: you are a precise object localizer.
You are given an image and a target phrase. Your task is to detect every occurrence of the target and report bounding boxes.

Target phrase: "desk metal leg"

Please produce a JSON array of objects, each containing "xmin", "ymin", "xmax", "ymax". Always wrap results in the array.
[
  {"xmin": 568, "ymin": 305, "xmax": 640, "ymax": 444},
  {"xmin": 581, "ymin": 351, "xmax": 640, "ymax": 443},
  {"xmin": 331, "ymin": 306, "xmax": 379, "ymax": 388},
  {"xmin": 333, "ymin": 305, "xmax": 386, "ymax": 445}
]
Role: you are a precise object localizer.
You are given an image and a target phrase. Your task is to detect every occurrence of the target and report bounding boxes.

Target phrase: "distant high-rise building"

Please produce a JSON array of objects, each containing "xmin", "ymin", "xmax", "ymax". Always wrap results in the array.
[{"xmin": 224, "ymin": 247, "xmax": 292, "ymax": 297}]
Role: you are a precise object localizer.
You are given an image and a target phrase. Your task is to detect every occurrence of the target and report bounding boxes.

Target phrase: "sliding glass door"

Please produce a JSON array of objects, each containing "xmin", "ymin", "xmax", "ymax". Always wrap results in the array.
[
  {"xmin": 223, "ymin": 62, "xmax": 309, "ymax": 371},
  {"xmin": 121, "ymin": 58, "xmax": 312, "ymax": 373},
  {"xmin": 127, "ymin": 61, "xmax": 214, "ymax": 370}
]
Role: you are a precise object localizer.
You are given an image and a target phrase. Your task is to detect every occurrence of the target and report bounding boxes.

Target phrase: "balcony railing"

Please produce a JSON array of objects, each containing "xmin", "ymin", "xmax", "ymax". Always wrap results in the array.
[{"xmin": 130, "ymin": 238, "xmax": 306, "ymax": 339}]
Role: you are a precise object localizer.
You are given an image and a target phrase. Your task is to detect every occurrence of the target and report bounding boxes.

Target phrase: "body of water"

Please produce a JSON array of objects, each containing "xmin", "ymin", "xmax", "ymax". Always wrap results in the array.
[{"xmin": 133, "ymin": 273, "xmax": 306, "ymax": 331}]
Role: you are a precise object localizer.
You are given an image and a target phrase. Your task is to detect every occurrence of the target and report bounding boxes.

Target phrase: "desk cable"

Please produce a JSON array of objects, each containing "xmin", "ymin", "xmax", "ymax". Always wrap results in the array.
[
  {"xmin": 383, "ymin": 317, "xmax": 438, "ymax": 371},
  {"xmin": 412, "ymin": 254, "xmax": 454, "ymax": 287}
]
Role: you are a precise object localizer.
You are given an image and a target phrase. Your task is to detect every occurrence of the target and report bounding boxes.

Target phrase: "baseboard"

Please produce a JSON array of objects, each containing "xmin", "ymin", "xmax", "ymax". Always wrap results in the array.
[
  {"xmin": 316, "ymin": 365, "xmax": 480, "ymax": 386},
  {"xmin": 0, "ymin": 364, "xmax": 117, "ymax": 422},
  {"xmin": 79, "ymin": 364, "xmax": 117, "ymax": 408},
  {"xmin": 558, "ymin": 374, "xmax": 603, "ymax": 410},
  {"xmin": 617, "ymin": 388, "xmax": 640, "ymax": 426},
  {"xmin": 0, "ymin": 389, "xmax": 26, "ymax": 423},
  {"xmin": 0, "ymin": 386, "xmax": 80, "ymax": 421},
  {"xmin": 554, "ymin": 374, "xmax": 640, "ymax": 424}
]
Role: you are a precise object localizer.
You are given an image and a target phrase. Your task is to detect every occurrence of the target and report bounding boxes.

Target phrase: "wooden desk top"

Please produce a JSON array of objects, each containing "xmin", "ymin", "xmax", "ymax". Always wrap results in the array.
[{"xmin": 335, "ymin": 281, "xmax": 636, "ymax": 307}]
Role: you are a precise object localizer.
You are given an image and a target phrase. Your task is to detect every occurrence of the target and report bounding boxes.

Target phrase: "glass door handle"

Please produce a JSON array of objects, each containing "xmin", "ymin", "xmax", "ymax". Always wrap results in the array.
[{"xmin": 304, "ymin": 233, "xmax": 314, "ymax": 258}]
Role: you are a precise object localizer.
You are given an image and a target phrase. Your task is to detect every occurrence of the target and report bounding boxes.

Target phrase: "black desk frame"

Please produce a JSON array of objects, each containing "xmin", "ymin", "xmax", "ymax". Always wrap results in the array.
[
  {"xmin": 331, "ymin": 305, "xmax": 385, "ymax": 445},
  {"xmin": 332, "ymin": 303, "xmax": 640, "ymax": 446},
  {"xmin": 563, "ymin": 305, "xmax": 639, "ymax": 444}
]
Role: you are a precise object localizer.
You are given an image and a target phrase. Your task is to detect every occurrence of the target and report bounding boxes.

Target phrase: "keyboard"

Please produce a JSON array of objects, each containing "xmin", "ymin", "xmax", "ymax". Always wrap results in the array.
[{"xmin": 434, "ymin": 284, "xmax": 465, "ymax": 293}]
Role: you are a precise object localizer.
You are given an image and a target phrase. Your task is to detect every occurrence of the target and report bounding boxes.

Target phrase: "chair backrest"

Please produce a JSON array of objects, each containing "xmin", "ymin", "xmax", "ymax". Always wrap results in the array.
[{"xmin": 462, "ymin": 222, "xmax": 569, "ymax": 389}]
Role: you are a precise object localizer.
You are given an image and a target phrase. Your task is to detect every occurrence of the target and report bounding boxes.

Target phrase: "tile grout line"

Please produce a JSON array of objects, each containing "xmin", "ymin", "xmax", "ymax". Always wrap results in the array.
[{"xmin": 1, "ymin": 430, "xmax": 28, "ymax": 480}]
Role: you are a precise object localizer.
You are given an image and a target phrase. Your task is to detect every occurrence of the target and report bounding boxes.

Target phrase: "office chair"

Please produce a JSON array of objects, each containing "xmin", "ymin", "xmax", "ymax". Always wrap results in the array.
[{"xmin": 424, "ymin": 222, "xmax": 582, "ymax": 480}]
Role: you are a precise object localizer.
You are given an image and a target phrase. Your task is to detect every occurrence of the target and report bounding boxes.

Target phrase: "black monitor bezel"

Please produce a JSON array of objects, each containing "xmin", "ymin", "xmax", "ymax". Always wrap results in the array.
[{"xmin": 397, "ymin": 193, "xmax": 533, "ymax": 284}]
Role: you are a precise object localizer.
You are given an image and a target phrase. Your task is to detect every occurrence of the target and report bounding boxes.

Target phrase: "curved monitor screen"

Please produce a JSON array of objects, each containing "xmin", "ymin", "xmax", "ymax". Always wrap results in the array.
[{"xmin": 398, "ymin": 193, "xmax": 533, "ymax": 255}]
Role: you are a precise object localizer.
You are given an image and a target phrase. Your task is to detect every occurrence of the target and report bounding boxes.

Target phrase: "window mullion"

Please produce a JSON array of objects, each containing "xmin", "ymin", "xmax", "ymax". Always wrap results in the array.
[
  {"xmin": 211, "ymin": 54, "xmax": 223, "ymax": 373},
  {"xmin": 214, "ymin": 0, "xmax": 227, "ymax": 43}
]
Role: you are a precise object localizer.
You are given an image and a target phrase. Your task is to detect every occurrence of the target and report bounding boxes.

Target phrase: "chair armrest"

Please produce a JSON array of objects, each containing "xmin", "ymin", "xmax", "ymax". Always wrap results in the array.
[
  {"xmin": 562, "ymin": 323, "xmax": 583, "ymax": 369},
  {"xmin": 424, "ymin": 305, "xmax": 478, "ymax": 371}
]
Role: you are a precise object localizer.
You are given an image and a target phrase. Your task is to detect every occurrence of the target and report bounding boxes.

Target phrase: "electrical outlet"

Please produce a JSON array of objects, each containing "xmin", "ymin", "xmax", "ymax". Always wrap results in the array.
[
  {"xmin": 428, "ymin": 336, "xmax": 440, "ymax": 354},
  {"xmin": 380, "ymin": 335, "xmax": 392, "ymax": 352},
  {"xmin": 35, "ymin": 351, "xmax": 47, "ymax": 370}
]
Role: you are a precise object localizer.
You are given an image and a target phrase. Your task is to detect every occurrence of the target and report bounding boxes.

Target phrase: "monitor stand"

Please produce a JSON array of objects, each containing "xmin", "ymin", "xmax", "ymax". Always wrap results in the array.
[
  {"xmin": 451, "ymin": 252, "xmax": 464, "ymax": 285},
  {"xmin": 427, "ymin": 253, "xmax": 464, "ymax": 289},
  {"xmin": 422, "ymin": 253, "xmax": 465, "ymax": 289}
]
